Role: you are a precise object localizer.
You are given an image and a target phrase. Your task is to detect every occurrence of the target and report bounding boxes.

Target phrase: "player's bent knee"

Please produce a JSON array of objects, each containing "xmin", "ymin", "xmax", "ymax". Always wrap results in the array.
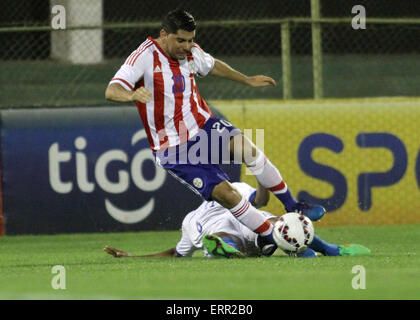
[{"xmin": 211, "ymin": 181, "xmax": 242, "ymax": 209}]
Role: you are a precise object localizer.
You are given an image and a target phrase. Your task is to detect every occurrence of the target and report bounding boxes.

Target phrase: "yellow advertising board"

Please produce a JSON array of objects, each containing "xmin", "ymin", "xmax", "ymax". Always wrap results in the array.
[{"xmin": 215, "ymin": 97, "xmax": 420, "ymax": 226}]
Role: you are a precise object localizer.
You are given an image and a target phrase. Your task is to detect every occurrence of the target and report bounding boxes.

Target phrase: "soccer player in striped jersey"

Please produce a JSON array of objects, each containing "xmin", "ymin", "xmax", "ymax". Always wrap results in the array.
[
  {"xmin": 105, "ymin": 9, "xmax": 325, "ymax": 247},
  {"xmin": 103, "ymin": 182, "xmax": 371, "ymax": 259}
]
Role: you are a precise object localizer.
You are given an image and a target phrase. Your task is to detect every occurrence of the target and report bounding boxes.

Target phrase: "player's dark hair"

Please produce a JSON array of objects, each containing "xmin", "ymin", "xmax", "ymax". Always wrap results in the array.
[{"xmin": 162, "ymin": 9, "xmax": 196, "ymax": 34}]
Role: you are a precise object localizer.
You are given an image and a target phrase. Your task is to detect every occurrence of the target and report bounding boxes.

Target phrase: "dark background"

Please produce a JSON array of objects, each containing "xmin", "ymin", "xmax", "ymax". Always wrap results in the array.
[{"xmin": 1, "ymin": 0, "xmax": 420, "ymax": 60}]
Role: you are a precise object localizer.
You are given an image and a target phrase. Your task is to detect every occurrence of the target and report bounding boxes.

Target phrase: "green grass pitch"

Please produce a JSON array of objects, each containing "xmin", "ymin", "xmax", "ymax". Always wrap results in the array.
[{"xmin": 0, "ymin": 224, "xmax": 419, "ymax": 300}]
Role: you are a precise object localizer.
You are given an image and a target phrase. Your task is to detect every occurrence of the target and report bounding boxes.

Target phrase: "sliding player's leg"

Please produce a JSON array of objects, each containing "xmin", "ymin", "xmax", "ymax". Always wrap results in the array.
[
  {"xmin": 230, "ymin": 134, "xmax": 325, "ymax": 221},
  {"xmin": 211, "ymin": 180, "xmax": 276, "ymax": 245},
  {"xmin": 296, "ymin": 248, "xmax": 317, "ymax": 258},
  {"xmin": 310, "ymin": 234, "xmax": 371, "ymax": 256}
]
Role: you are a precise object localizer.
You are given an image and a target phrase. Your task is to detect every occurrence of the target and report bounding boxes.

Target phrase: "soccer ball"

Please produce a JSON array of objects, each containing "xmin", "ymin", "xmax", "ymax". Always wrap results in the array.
[{"xmin": 272, "ymin": 212, "xmax": 314, "ymax": 253}]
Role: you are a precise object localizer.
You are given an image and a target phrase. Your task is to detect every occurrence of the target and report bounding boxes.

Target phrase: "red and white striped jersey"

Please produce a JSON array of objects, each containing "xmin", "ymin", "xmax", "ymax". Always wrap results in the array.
[{"xmin": 109, "ymin": 37, "xmax": 214, "ymax": 151}]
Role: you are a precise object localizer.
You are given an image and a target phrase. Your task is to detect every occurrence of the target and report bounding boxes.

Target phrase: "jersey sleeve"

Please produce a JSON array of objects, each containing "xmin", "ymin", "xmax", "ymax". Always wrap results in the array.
[
  {"xmin": 175, "ymin": 223, "xmax": 198, "ymax": 257},
  {"xmin": 191, "ymin": 44, "xmax": 215, "ymax": 78},
  {"xmin": 109, "ymin": 49, "xmax": 151, "ymax": 91}
]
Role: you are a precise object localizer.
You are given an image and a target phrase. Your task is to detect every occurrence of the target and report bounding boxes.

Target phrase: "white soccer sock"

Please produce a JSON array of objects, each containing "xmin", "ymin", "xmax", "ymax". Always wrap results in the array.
[
  {"xmin": 229, "ymin": 195, "xmax": 273, "ymax": 236},
  {"xmin": 245, "ymin": 152, "xmax": 297, "ymax": 211},
  {"xmin": 246, "ymin": 152, "xmax": 290, "ymax": 194},
  {"xmin": 246, "ymin": 152, "xmax": 284, "ymax": 189}
]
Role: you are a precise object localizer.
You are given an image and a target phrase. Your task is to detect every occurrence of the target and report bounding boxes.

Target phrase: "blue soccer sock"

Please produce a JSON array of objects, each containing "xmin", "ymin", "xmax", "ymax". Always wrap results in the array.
[
  {"xmin": 262, "ymin": 231, "xmax": 276, "ymax": 245},
  {"xmin": 309, "ymin": 235, "xmax": 340, "ymax": 256},
  {"xmin": 274, "ymin": 189, "xmax": 298, "ymax": 212},
  {"xmin": 296, "ymin": 248, "xmax": 317, "ymax": 258}
]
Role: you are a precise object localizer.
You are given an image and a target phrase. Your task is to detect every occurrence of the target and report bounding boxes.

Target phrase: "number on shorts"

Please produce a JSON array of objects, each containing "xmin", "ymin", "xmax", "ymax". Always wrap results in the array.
[
  {"xmin": 212, "ymin": 120, "xmax": 232, "ymax": 133},
  {"xmin": 219, "ymin": 119, "xmax": 232, "ymax": 127}
]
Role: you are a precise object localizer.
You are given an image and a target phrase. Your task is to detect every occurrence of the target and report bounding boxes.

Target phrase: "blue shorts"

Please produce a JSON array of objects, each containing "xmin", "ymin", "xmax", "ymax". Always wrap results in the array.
[{"xmin": 154, "ymin": 117, "xmax": 242, "ymax": 200}]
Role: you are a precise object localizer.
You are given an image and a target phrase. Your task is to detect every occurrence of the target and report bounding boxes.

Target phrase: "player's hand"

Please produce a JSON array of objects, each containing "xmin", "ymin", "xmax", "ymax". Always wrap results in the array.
[
  {"xmin": 103, "ymin": 245, "xmax": 131, "ymax": 258},
  {"xmin": 131, "ymin": 86, "xmax": 152, "ymax": 103},
  {"xmin": 245, "ymin": 75, "xmax": 276, "ymax": 87}
]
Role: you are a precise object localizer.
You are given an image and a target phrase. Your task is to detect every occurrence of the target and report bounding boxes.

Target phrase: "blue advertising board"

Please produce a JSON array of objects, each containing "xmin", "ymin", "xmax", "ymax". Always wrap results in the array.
[{"xmin": 1, "ymin": 105, "xmax": 241, "ymax": 235}]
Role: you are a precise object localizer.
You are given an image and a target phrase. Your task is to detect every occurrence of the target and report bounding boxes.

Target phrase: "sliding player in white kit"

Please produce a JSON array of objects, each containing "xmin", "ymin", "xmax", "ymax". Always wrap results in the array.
[
  {"xmin": 104, "ymin": 181, "xmax": 371, "ymax": 259},
  {"xmin": 168, "ymin": 182, "xmax": 275, "ymax": 258},
  {"xmin": 104, "ymin": 182, "xmax": 273, "ymax": 258}
]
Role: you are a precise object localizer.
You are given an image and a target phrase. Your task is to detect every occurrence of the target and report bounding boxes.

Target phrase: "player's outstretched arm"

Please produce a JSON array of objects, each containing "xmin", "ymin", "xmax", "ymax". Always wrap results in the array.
[
  {"xmin": 210, "ymin": 59, "xmax": 276, "ymax": 87},
  {"xmin": 103, "ymin": 245, "xmax": 177, "ymax": 258},
  {"xmin": 105, "ymin": 83, "xmax": 152, "ymax": 104}
]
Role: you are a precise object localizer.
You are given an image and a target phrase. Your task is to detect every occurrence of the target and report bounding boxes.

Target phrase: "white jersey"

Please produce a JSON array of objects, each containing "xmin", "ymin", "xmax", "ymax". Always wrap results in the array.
[
  {"xmin": 109, "ymin": 37, "xmax": 214, "ymax": 151},
  {"xmin": 175, "ymin": 182, "xmax": 275, "ymax": 257}
]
